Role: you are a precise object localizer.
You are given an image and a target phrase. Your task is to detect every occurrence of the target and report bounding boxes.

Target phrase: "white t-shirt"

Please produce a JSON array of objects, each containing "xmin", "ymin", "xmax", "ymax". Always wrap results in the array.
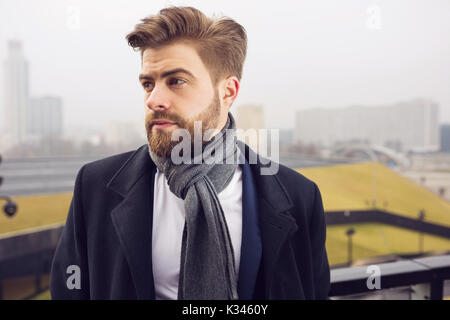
[{"xmin": 151, "ymin": 165, "xmax": 243, "ymax": 300}]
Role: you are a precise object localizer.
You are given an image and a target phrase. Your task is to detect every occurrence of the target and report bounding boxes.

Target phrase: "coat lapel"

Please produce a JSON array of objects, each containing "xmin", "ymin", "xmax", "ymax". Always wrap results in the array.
[
  {"xmin": 237, "ymin": 141, "xmax": 299, "ymax": 298},
  {"xmin": 107, "ymin": 145, "xmax": 156, "ymax": 299}
]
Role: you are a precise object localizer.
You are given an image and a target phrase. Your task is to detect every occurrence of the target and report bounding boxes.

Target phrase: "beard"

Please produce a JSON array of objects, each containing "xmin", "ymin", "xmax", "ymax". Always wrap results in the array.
[{"xmin": 145, "ymin": 90, "xmax": 222, "ymax": 158}]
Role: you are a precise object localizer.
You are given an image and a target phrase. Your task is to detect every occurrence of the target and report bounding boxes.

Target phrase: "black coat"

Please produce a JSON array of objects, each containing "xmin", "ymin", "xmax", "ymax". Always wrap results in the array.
[{"xmin": 50, "ymin": 142, "xmax": 330, "ymax": 299}]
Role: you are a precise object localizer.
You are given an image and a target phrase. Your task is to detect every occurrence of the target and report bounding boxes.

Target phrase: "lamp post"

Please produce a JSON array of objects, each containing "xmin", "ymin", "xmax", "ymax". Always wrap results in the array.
[
  {"xmin": 418, "ymin": 209, "xmax": 426, "ymax": 254},
  {"xmin": 346, "ymin": 227, "xmax": 356, "ymax": 266},
  {"xmin": 365, "ymin": 147, "xmax": 379, "ymax": 209}
]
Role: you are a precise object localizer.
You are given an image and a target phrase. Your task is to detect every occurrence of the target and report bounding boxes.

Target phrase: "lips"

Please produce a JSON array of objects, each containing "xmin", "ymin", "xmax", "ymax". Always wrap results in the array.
[{"xmin": 151, "ymin": 120, "xmax": 176, "ymax": 130}]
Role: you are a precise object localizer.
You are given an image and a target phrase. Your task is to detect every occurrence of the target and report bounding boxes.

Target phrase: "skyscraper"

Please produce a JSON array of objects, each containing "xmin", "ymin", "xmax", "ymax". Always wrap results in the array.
[
  {"xmin": 3, "ymin": 40, "xmax": 29, "ymax": 148},
  {"xmin": 441, "ymin": 124, "xmax": 450, "ymax": 153}
]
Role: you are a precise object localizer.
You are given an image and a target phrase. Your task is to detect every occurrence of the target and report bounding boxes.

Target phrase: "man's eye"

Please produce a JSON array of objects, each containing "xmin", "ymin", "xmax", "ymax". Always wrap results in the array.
[
  {"xmin": 142, "ymin": 82, "xmax": 153, "ymax": 90},
  {"xmin": 169, "ymin": 78, "xmax": 186, "ymax": 86}
]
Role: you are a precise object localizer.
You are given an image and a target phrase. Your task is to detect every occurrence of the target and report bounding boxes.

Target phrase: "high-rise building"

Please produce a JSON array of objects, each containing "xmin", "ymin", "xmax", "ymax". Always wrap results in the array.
[
  {"xmin": 441, "ymin": 124, "xmax": 450, "ymax": 153},
  {"xmin": 3, "ymin": 40, "xmax": 29, "ymax": 148},
  {"xmin": 294, "ymin": 98, "xmax": 440, "ymax": 152}
]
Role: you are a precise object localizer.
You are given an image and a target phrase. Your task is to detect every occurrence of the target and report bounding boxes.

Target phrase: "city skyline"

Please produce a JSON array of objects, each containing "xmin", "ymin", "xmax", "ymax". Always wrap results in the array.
[
  {"xmin": 0, "ymin": 37, "xmax": 447, "ymax": 156},
  {"xmin": 0, "ymin": 37, "xmax": 448, "ymax": 156},
  {"xmin": 1, "ymin": 38, "xmax": 448, "ymax": 138},
  {"xmin": 0, "ymin": 0, "xmax": 449, "ymax": 134},
  {"xmin": 1, "ymin": 40, "xmax": 64, "ymax": 151},
  {"xmin": 294, "ymin": 98, "xmax": 440, "ymax": 152}
]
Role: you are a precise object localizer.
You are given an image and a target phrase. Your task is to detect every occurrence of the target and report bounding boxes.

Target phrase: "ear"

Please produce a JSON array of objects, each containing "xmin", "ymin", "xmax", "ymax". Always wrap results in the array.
[{"xmin": 220, "ymin": 76, "xmax": 240, "ymax": 110}]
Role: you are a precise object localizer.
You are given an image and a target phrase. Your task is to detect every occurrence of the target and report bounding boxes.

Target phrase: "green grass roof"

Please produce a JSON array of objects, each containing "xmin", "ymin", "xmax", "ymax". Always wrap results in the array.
[{"xmin": 297, "ymin": 161, "xmax": 450, "ymax": 227}]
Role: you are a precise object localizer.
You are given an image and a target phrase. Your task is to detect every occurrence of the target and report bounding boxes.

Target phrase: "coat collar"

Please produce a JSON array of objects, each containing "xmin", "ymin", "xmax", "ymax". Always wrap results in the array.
[
  {"xmin": 106, "ymin": 143, "xmax": 298, "ymax": 299},
  {"xmin": 107, "ymin": 145, "xmax": 156, "ymax": 299}
]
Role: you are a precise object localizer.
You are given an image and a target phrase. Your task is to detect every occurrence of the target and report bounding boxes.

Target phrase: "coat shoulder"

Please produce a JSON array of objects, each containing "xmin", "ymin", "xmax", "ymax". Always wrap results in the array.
[
  {"xmin": 276, "ymin": 162, "xmax": 318, "ymax": 198},
  {"xmin": 273, "ymin": 162, "xmax": 323, "ymax": 224},
  {"xmin": 80, "ymin": 147, "xmax": 140, "ymax": 186}
]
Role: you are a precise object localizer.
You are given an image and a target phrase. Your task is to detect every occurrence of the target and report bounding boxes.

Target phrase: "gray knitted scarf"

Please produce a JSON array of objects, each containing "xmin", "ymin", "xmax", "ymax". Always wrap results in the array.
[{"xmin": 148, "ymin": 113, "xmax": 239, "ymax": 300}]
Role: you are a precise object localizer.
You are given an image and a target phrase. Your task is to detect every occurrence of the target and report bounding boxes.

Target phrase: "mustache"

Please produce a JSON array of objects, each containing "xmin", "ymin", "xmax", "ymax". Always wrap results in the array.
[{"xmin": 146, "ymin": 112, "xmax": 185, "ymax": 128}]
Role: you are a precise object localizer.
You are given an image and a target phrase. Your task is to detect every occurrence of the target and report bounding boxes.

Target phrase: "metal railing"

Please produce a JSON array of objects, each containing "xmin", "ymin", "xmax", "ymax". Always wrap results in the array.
[
  {"xmin": 329, "ymin": 254, "xmax": 450, "ymax": 299},
  {"xmin": 1, "ymin": 225, "xmax": 450, "ymax": 300}
]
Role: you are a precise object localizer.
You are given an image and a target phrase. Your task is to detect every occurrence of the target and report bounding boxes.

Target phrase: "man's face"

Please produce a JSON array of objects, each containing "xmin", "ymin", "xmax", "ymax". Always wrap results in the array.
[{"xmin": 140, "ymin": 41, "xmax": 225, "ymax": 157}]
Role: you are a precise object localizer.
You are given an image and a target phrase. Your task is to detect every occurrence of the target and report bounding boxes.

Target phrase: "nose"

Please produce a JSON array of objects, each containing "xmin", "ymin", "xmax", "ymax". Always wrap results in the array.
[{"xmin": 145, "ymin": 83, "xmax": 170, "ymax": 111}]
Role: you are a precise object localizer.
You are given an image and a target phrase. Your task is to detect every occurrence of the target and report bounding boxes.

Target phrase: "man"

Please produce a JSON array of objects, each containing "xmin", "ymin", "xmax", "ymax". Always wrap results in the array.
[{"xmin": 50, "ymin": 6, "xmax": 330, "ymax": 300}]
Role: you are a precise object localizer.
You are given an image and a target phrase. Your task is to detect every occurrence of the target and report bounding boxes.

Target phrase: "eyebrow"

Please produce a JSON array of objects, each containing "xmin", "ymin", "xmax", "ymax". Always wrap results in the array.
[{"xmin": 138, "ymin": 68, "xmax": 195, "ymax": 81}]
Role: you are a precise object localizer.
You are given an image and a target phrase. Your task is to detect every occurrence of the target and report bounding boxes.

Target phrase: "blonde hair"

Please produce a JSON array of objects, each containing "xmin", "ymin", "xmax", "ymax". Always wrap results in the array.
[{"xmin": 126, "ymin": 6, "xmax": 247, "ymax": 86}]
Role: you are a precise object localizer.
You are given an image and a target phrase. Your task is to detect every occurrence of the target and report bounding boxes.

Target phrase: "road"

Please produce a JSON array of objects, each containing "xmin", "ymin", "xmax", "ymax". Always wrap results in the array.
[{"xmin": 0, "ymin": 153, "xmax": 350, "ymax": 196}]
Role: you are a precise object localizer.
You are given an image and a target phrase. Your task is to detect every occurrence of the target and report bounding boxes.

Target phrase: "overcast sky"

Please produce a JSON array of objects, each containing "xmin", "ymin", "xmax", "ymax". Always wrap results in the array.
[{"xmin": 0, "ymin": 0, "xmax": 449, "ymax": 132}]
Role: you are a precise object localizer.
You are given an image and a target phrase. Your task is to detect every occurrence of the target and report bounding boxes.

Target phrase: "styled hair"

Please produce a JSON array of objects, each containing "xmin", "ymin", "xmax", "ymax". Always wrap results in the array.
[{"xmin": 126, "ymin": 6, "xmax": 247, "ymax": 86}]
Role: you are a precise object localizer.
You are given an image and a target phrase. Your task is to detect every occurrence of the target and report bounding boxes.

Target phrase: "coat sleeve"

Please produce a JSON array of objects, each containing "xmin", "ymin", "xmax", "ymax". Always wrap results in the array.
[
  {"xmin": 309, "ymin": 182, "xmax": 331, "ymax": 299},
  {"xmin": 50, "ymin": 165, "xmax": 90, "ymax": 299}
]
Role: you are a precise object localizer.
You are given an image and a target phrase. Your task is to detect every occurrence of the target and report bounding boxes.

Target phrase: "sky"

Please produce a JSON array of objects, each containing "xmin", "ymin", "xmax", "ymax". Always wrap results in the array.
[{"xmin": 0, "ymin": 0, "xmax": 449, "ymax": 133}]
